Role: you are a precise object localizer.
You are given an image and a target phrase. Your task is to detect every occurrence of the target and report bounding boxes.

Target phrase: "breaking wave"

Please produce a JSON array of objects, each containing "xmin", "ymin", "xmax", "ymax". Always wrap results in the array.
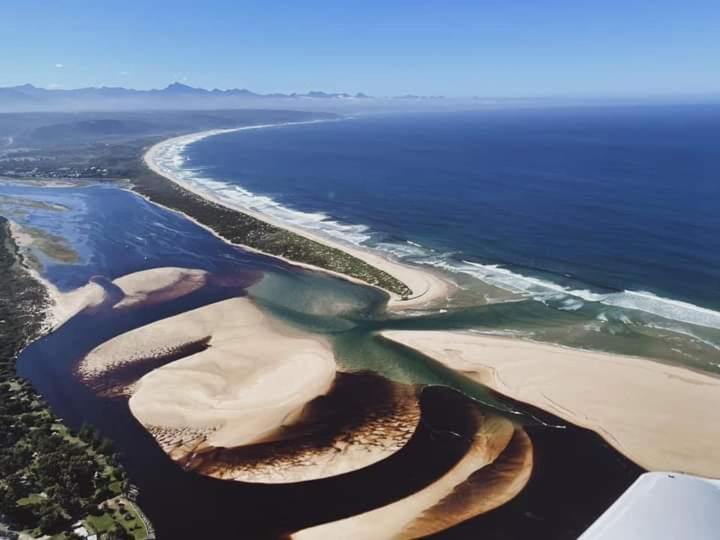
[
  {"xmin": 152, "ymin": 124, "xmax": 720, "ymax": 333},
  {"xmin": 423, "ymin": 258, "xmax": 720, "ymax": 331},
  {"xmin": 149, "ymin": 119, "xmax": 373, "ymax": 246}
]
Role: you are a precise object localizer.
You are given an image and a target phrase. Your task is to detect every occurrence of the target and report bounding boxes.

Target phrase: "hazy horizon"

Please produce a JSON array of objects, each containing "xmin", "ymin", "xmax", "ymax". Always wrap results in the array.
[
  {"xmin": 2, "ymin": 1, "xmax": 719, "ymax": 98},
  {"xmin": 3, "ymin": 80, "xmax": 720, "ymax": 101}
]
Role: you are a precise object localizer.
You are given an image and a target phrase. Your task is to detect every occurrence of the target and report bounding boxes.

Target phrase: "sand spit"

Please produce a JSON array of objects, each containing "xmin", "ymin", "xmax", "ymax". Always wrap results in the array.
[
  {"xmin": 46, "ymin": 281, "xmax": 108, "ymax": 330},
  {"xmin": 292, "ymin": 410, "xmax": 531, "ymax": 540},
  {"xmin": 8, "ymin": 220, "xmax": 106, "ymax": 330},
  {"xmin": 144, "ymin": 130, "xmax": 453, "ymax": 311},
  {"xmin": 383, "ymin": 330, "xmax": 720, "ymax": 478}
]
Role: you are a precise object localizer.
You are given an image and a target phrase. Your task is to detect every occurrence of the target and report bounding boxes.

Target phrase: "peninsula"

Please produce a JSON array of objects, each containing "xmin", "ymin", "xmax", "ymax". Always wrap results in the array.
[{"xmin": 138, "ymin": 127, "xmax": 450, "ymax": 310}]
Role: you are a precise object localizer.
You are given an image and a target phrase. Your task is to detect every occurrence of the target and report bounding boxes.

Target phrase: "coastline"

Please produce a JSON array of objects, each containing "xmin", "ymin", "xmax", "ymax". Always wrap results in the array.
[
  {"xmin": 8, "ymin": 219, "xmax": 108, "ymax": 330},
  {"xmin": 382, "ymin": 330, "xmax": 720, "ymax": 479},
  {"xmin": 140, "ymin": 125, "xmax": 452, "ymax": 310},
  {"xmin": 0, "ymin": 218, "xmax": 151, "ymax": 538}
]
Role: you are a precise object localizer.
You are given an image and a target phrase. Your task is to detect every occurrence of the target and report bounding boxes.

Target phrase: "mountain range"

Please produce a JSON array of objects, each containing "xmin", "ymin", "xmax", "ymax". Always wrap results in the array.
[{"xmin": 0, "ymin": 83, "xmax": 449, "ymax": 112}]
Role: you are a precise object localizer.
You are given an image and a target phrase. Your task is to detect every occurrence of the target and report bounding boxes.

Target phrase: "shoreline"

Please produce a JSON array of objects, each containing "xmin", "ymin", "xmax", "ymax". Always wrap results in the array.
[
  {"xmin": 0, "ymin": 218, "xmax": 149, "ymax": 539},
  {"xmin": 382, "ymin": 329, "xmax": 720, "ymax": 479},
  {"xmin": 8, "ymin": 219, "xmax": 109, "ymax": 331},
  {"xmin": 141, "ymin": 124, "xmax": 453, "ymax": 310}
]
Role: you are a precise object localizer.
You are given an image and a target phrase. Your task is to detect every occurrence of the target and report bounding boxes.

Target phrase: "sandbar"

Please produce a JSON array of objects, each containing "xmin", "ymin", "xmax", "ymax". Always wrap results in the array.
[{"xmin": 383, "ymin": 330, "xmax": 720, "ymax": 478}]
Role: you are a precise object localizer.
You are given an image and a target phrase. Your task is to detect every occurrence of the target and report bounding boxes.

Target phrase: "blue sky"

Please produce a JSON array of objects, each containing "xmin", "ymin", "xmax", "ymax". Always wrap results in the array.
[{"xmin": 1, "ymin": 0, "xmax": 719, "ymax": 96}]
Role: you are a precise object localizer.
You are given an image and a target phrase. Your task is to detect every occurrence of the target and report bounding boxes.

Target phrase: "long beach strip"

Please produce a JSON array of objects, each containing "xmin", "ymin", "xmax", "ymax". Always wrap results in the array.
[{"xmin": 142, "ymin": 125, "xmax": 451, "ymax": 311}]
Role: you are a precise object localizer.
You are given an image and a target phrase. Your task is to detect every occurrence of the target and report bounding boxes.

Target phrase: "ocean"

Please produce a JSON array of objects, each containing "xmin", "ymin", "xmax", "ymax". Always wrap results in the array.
[
  {"xmin": 172, "ymin": 105, "xmax": 720, "ymax": 368},
  {"xmin": 3, "ymin": 104, "xmax": 718, "ymax": 537},
  {"xmin": 4, "ymin": 182, "xmax": 640, "ymax": 538}
]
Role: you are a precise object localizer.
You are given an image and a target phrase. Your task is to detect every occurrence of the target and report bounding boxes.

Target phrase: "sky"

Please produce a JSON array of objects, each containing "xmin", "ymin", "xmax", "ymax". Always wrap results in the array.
[{"xmin": 1, "ymin": 0, "xmax": 719, "ymax": 97}]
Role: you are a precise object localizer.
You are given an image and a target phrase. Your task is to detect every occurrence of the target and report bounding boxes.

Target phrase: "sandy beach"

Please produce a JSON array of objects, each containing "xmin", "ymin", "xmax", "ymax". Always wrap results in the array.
[
  {"xmin": 8, "ymin": 220, "xmax": 106, "ymax": 329},
  {"xmin": 383, "ymin": 330, "xmax": 720, "ymax": 478},
  {"xmin": 143, "ymin": 128, "xmax": 452, "ymax": 310}
]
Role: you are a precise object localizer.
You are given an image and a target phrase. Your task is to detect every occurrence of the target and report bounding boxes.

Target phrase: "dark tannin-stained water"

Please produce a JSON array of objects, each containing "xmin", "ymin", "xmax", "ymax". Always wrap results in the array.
[{"xmin": 6, "ymin": 183, "xmax": 642, "ymax": 538}]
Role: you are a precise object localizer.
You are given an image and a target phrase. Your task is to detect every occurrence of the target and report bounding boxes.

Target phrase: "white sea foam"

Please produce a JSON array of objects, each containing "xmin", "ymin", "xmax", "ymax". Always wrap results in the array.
[
  {"xmin": 468, "ymin": 328, "xmax": 536, "ymax": 338},
  {"xmin": 373, "ymin": 241, "xmax": 430, "ymax": 258},
  {"xmin": 421, "ymin": 259, "xmax": 720, "ymax": 330},
  {"xmin": 152, "ymin": 121, "xmax": 720, "ymax": 332},
  {"xmin": 150, "ymin": 120, "xmax": 374, "ymax": 246},
  {"xmin": 645, "ymin": 323, "xmax": 720, "ymax": 351}
]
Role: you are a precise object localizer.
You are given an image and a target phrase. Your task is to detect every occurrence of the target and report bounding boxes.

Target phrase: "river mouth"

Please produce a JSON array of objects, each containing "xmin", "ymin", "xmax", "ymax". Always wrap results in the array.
[{"xmin": 10, "ymin": 183, "xmax": 642, "ymax": 538}]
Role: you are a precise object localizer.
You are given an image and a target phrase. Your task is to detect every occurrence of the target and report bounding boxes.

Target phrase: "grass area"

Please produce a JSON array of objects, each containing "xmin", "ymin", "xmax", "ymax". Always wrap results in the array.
[
  {"xmin": 17, "ymin": 493, "xmax": 45, "ymax": 506},
  {"xmin": 85, "ymin": 512, "xmax": 115, "ymax": 530},
  {"xmin": 46, "ymin": 497, "xmax": 151, "ymax": 540},
  {"xmin": 0, "ymin": 218, "xmax": 149, "ymax": 538},
  {"xmin": 83, "ymin": 497, "xmax": 150, "ymax": 539}
]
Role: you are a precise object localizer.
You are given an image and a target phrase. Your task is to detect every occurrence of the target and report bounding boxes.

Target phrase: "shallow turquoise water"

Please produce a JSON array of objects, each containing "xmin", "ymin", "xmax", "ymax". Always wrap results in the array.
[
  {"xmin": 4, "ymin": 181, "xmax": 643, "ymax": 539},
  {"xmin": 174, "ymin": 108, "xmax": 720, "ymax": 374}
]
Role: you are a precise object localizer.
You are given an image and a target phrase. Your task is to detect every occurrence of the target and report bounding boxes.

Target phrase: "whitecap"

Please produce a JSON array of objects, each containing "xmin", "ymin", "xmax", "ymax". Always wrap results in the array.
[
  {"xmin": 149, "ymin": 120, "xmax": 375, "ymax": 247},
  {"xmin": 420, "ymin": 258, "xmax": 720, "ymax": 330},
  {"xmin": 151, "ymin": 123, "xmax": 720, "ymax": 332}
]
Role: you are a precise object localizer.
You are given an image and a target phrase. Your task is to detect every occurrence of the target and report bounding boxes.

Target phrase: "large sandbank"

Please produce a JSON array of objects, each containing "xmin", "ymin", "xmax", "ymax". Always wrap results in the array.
[
  {"xmin": 143, "ymin": 128, "xmax": 451, "ymax": 310},
  {"xmin": 383, "ymin": 330, "xmax": 720, "ymax": 478},
  {"xmin": 105, "ymin": 297, "xmax": 337, "ymax": 448},
  {"xmin": 79, "ymin": 292, "xmax": 422, "ymax": 482}
]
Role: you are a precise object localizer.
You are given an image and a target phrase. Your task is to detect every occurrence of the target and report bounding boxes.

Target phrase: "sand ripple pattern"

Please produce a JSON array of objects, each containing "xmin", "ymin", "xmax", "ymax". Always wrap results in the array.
[{"xmin": 72, "ymin": 267, "xmax": 536, "ymax": 537}]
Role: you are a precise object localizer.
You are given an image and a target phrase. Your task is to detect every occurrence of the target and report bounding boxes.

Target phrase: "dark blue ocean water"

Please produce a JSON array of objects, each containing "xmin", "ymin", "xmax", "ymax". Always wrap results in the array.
[{"xmin": 183, "ymin": 106, "xmax": 720, "ymax": 325}]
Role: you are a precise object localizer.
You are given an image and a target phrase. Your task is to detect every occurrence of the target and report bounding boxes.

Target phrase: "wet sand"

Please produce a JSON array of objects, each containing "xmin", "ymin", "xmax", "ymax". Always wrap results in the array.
[
  {"xmin": 293, "ymin": 400, "xmax": 531, "ymax": 539},
  {"xmin": 37, "ymin": 266, "xmax": 212, "ymax": 330}
]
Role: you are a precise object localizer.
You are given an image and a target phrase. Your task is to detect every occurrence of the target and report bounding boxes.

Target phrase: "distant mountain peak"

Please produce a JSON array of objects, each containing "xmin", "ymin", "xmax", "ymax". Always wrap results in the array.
[
  {"xmin": 163, "ymin": 82, "xmax": 207, "ymax": 94},
  {"xmin": 0, "ymin": 82, "xmax": 465, "ymax": 113}
]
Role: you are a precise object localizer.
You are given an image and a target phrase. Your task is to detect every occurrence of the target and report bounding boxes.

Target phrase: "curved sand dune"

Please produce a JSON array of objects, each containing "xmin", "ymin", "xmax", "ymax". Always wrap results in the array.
[
  {"xmin": 399, "ymin": 428, "xmax": 533, "ymax": 538},
  {"xmin": 181, "ymin": 371, "xmax": 420, "ymax": 483},
  {"xmin": 78, "ymin": 295, "xmax": 423, "ymax": 482},
  {"xmin": 383, "ymin": 330, "xmax": 720, "ymax": 478},
  {"xmin": 82, "ymin": 297, "xmax": 335, "ymax": 449},
  {"xmin": 292, "ymin": 409, "xmax": 532, "ymax": 540}
]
